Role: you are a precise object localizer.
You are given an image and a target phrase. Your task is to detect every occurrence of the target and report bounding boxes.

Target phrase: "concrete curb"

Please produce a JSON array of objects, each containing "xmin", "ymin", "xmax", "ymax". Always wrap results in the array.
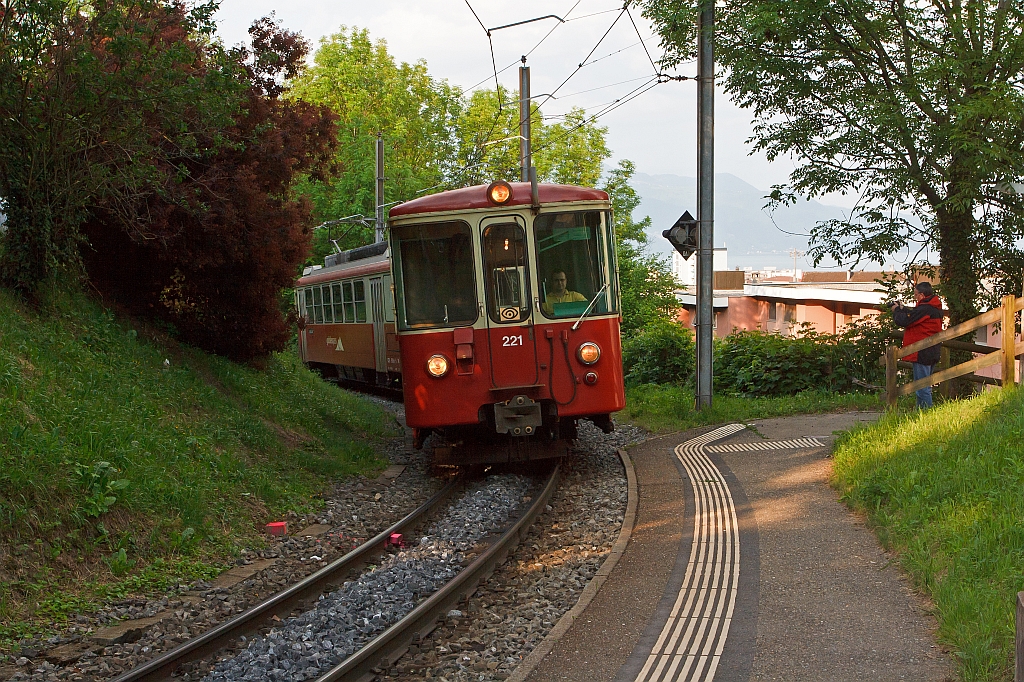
[{"xmin": 506, "ymin": 448, "xmax": 639, "ymax": 682}]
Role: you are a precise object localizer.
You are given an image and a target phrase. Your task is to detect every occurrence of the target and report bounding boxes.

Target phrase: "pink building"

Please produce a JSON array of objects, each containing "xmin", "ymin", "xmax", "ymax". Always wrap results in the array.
[{"xmin": 676, "ymin": 281, "xmax": 885, "ymax": 337}]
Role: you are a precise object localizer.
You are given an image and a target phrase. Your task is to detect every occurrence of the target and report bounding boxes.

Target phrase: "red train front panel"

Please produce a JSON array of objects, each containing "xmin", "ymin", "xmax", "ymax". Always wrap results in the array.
[{"xmin": 399, "ymin": 315, "xmax": 625, "ymax": 429}]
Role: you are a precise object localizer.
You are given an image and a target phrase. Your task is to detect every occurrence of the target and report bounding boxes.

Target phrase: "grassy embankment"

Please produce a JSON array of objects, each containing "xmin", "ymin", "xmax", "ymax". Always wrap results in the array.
[
  {"xmin": 620, "ymin": 383, "xmax": 884, "ymax": 433},
  {"xmin": 832, "ymin": 387, "xmax": 1024, "ymax": 681},
  {"xmin": 0, "ymin": 285, "xmax": 397, "ymax": 647}
]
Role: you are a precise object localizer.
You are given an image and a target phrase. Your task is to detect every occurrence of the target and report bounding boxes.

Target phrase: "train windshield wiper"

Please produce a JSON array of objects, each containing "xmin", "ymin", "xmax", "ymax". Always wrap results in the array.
[{"xmin": 572, "ymin": 283, "xmax": 608, "ymax": 331}]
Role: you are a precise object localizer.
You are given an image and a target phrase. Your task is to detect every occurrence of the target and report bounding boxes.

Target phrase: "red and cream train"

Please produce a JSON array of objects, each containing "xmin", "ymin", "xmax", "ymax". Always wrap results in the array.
[{"xmin": 296, "ymin": 181, "xmax": 626, "ymax": 464}]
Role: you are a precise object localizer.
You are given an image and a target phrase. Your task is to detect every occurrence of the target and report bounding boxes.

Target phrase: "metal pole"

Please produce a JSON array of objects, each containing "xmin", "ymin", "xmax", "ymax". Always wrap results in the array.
[
  {"xmin": 375, "ymin": 132, "xmax": 384, "ymax": 244},
  {"xmin": 519, "ymin": 60, "xmax": 531, "ymax": 182},
  {"xmin": 695, "ymin": 0, "xmax": 715, "ymax": 409}
]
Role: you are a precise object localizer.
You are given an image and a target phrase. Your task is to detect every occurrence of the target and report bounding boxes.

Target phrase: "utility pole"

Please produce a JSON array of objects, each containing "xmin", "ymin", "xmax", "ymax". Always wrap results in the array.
[
  {"xmin": 375, "ymin": 132, "xmax": 385, "ymax": 244},
  {"xmin": 519, "ymin": 58, "xmax": 531, "ymax": 182},
  {"xmin": 695, "ymin": 0, "xmax": 715, "ymax": 409},
  {"xmin": 788, "ymin": 248, "xmax": 806, "ymax": 281}
]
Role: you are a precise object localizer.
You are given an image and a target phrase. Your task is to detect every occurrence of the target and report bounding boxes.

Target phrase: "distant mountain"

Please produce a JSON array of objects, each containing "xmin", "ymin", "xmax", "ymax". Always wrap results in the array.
[{"xmin": 631, "ymin": 172, "xmax": 851, "ymax": 269}]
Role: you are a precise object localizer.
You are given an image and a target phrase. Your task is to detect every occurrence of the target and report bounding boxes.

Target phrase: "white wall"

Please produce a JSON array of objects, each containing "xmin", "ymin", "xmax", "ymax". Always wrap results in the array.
[{"xmin": 672, "ymin": 248, "xmax": 728, "ymax": 286}]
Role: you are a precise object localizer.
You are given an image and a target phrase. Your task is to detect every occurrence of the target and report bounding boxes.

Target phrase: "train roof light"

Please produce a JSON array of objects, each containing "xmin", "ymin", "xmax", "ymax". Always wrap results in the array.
[{"xmin": 486, "ymin": 181, "xmax": 513, "ymax": 206}]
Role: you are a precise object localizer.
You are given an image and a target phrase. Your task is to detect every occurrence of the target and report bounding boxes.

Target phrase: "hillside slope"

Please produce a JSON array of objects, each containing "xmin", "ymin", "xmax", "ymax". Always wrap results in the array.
[
  {"xmin": 832, "ymin": 387, "xmax": 1024, "ymax": 681},
  {"xmin": 0, "ymin": 285, "xmax": 397, "ymax": 639}
]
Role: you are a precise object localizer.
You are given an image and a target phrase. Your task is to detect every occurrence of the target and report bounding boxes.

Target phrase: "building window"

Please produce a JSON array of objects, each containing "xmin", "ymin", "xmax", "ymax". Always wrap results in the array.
[
  {"xmin": 768, "ymin": 301, "xmax": 777, "ymax": 321},
  {"xmin": 784, "ymin": 304, "xmax": 797, "ymax": 323},
  {"xmin": 977, "ymin": 324, "xmax": 988, "ymax": 344}
]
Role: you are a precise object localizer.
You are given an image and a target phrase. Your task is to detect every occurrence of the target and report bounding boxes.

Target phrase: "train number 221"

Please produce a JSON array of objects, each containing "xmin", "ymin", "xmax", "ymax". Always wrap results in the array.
[{"xmin": 502, "ymin": 335, "xmax": 523, "ymax": 347}]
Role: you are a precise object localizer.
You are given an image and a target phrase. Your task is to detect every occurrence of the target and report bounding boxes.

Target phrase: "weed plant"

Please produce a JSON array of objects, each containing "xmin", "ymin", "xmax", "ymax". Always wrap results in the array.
[
  {"xmin": 0, "ymin": 285, "xmax": 397, "ymax": 643},
  {"xmin": 832, "ymin": 387, "xmax": 1024, "ymax": 681}
]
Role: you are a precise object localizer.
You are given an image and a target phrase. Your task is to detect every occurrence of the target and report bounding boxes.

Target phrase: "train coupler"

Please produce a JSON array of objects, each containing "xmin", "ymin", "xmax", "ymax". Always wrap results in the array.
[{"xmin": 493, "ymin": 395, "xmax": 543, "ymax": 437}]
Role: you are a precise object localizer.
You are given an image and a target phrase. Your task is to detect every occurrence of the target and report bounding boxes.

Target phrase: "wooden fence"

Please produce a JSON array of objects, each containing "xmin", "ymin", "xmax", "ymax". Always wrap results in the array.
[{"xmin": 884, "ymin": 294, "xmax": 1024, "ymax": 406}]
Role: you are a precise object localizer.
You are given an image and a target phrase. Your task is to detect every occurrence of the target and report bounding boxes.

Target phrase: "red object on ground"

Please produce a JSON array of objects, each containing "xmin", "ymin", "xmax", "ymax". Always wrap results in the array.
[
  {"xmin": 389, "ymin": 533, "xmax": 403, "ymax": 547},
  {"xmin": 266, "ymin": 521, "xmax": 288, "ymax": 537}
]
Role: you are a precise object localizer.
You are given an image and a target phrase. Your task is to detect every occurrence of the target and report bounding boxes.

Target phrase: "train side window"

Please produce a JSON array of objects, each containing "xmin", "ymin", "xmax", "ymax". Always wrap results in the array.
[
  {"xmin": 311, "ymin": 286, "xmax": 323, "ymax": 324},
  {"xmin": 535, "ymin": 211, "xmax": 617, "ymax": 319},
  {"xmin": 321, "ymin": 284, "xmax": 334, "ymax": 323},
  {"xmin": 342, "ymin": 282, "xmax": 355, "ymax": 322},
  {"xmin": 331, "ymin": 283, "xmax": 344, "ymax": 322},
  {"xmin": 482, "ymin": 222, "xmax": 529, "ymax": 324},
  {"xmin": 303, "ymin": 288, "xmax": 313, "ymax": 320},
  {"xmin": 383, "ymin": 276, "xmax": 395, "ymax": 322},
  {"xmin": 391, "ymin": 220, "xmax": 477, "ymax": 330},
  {"xmin": 354, "ymin": 280, "xmax": 367, "ymax": 322}
]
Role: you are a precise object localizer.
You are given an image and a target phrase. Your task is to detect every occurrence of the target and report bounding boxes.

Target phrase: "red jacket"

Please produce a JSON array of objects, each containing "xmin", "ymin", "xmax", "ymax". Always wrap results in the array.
[{"xmin": 893, "ymin": 295, "xmax": 944, "ymax": 364}]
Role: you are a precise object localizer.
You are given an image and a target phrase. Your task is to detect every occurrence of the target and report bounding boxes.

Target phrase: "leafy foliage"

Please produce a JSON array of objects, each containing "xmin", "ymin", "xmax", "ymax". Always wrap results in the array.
[
  {"xmin": 622, "ymin": 318, "xmax": 695, "ymax": 386},
  {"xmin": 0, "ymin": 0, "xmax": 242, "ymax": 294},
  {"xmin": 602, "ymin": 159, "xmax": 680, "ymax": 335},
  {"xmin": 642, "ymin": 0, "xmax": 1024, "ymax": 324},
  {"xmin": 81, "ymin": 14, "xmax": 337, "ymax": 361},
  {"xmin": 71, "ymin": 461, "xmax": 130, "ymax": 518}
]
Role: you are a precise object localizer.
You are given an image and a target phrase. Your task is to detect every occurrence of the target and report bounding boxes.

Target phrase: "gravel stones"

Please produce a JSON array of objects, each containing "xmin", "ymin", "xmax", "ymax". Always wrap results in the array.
[
  {"xmin": 202, "ymin": 475, "xmax": 532, "ymax": 682},
  {"xmin": 382, "ymin": 418, "xmax": 644, "ymax": 682}
]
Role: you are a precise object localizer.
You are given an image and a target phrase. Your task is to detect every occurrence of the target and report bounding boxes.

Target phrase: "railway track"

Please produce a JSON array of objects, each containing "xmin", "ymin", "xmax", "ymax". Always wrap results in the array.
[{"xmin": 110, "ymin": 466, "xmax": 559, "ymax": 682}]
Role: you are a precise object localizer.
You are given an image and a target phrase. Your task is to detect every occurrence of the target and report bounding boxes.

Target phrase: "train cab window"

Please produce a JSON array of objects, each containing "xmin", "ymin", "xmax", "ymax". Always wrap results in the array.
[
  {"xmin": 535, "ymin": 211, "xmax": 617, "ymax": 319},
  {"xmin": 354, "ymin": 281, "xmax": 367, "ymax": 323},
  {"xmin": 331, "ymin": 283, "xmax": 344, "ymax": 322},
  {"xmin": 391, "ymin": 220, "xmax": 477, "ymax": 330},
  {"xmin": 482, "ymin": 221, "xmax": 530, "ymax": 324}
]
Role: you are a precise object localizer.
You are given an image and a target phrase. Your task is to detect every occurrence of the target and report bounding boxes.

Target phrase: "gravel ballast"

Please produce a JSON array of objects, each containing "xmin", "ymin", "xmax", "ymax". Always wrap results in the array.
[{"xmin": 202, "ymin": 475, "xmax": 533, "ymax": 682}]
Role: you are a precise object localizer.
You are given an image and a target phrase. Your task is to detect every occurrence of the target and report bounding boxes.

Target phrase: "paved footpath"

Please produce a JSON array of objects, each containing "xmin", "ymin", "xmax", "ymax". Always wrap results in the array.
[{"xmin": 524, "ymin": 412, "xmax": 954, "ymax": 682}]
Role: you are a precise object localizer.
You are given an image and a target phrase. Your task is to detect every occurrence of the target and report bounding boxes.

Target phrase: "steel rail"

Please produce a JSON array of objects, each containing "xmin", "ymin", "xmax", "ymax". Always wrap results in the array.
[
  {"xmin": 314, "ymin": 464, "xmax": 561, "ymax": 682},
  {"xmin": 110, "ymin": 479, "xmax": 461, "ymax": 682}
]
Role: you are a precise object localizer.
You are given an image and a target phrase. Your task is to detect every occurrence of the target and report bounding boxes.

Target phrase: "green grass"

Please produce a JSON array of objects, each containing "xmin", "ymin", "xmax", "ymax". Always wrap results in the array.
[
  {"xmin": 0, "ymin": 284, "xmax": 398, "ymax": 646},
  {"xmin": 831, "ymin": 387, "xmax": 1024, "ymax": 681},
  {"xmin": 620, "ymin": 383, "xmax": 884, "ymax": 433}
]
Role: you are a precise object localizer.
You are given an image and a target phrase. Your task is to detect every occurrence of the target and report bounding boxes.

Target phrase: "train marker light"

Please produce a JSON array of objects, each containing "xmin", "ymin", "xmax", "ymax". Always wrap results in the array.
[
  {"xmin": 426, "ymin": 354, "xmax": 450, "ymax": 378},
  {"xmin": 486, "ymin": 180, "xmax": 513, "ymax": 205},
  {"xmin": 577, "ymin": 342, "xmax": 601, "ymax": 364},
  {"xmin": 584, "ymin": 371, "xmax": 598, "ymax": 385}
]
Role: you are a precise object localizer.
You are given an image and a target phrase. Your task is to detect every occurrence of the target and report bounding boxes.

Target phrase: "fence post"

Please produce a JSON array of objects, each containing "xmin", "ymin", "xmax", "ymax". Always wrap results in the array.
[
  {"xmin": 1003, "ymin": 295, "xmax": 1017, "ymax": 387},
  {"xmin": 939, "ymin": 345, "xmax": 951, "ymax": 399},
  {"xmin": 1017, "ymin": 591, "xmax": 1023, "ymax": 682},
  {"xmin": 885, "ymin": 345, "xmax": 898, "ymax": 408}
]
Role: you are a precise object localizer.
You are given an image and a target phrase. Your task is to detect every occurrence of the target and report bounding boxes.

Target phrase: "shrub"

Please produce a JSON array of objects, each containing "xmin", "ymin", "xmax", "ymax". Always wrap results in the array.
[
  {"xmin": 622, "ymin": 318, "xmax": 695, "ymax": 386},
  {"xmin": 713, "ymin": 326, "xmax": 854, "ymax": 397}
]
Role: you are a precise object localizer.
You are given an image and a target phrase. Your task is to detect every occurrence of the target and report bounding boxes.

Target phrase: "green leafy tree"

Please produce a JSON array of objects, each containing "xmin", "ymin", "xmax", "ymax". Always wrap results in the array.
[
  {"xmin": 288, "ymin": 27, "xmax": 464, "ymax": 256},
  {"xmin": 643, "ymin": 0, "xmax": 1024, "ymax": 324},
  {"xmin": 537, "ymin": 108, "xmax": 610, "ymax": 187},
  {"xmin": 602, "ymin": 159, "xmax": 680, "ymax": 335},
  {"xmin": 453, "ymin": 87, "xmax": 530, "ymax": 186},
  {"xmin": 0, "ymin": 0, "xmax": 242, "ymax": 294}
]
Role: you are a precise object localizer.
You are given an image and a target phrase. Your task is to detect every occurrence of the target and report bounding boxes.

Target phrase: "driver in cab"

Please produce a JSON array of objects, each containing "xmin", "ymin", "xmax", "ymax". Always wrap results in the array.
[{"xmin": 542, "ymin": 270, "xmax": 586, "ymax": 314}]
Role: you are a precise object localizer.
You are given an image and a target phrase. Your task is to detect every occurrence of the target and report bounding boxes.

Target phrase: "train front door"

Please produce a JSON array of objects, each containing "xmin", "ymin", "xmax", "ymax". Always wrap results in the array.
[
  {"xmin": 480, "ymin": 217, "xmax": 540, "ymax": 389},
  {"xmin": 369, "ymin": 277, "xmax": 387, "ymax": 384}
]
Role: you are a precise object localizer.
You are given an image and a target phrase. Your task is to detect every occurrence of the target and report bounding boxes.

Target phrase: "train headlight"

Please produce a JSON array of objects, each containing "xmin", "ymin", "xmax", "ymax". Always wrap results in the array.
[
  {"xmin": 426, "ymin": 354, "xmax": 450, "ymax": 378},
  {"xmin": 577, "ymin": 342, "xmax": 601, "ymax": 365},
  {"xmin": 486, "ymin": 180, "xmax": 513, "ymax": 205}
]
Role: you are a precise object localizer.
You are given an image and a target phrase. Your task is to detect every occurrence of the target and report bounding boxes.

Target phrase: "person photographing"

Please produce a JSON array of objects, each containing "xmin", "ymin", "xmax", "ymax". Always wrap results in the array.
[{"xmin": 890, "ymin": 281, "xmax": 944, "ymax": 409}]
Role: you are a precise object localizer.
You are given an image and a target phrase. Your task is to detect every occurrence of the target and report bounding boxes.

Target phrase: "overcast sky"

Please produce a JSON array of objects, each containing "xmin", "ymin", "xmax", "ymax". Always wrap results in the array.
[{"xmin": 214, "ymin": 1, "xmax": 848, "ymax": 207}]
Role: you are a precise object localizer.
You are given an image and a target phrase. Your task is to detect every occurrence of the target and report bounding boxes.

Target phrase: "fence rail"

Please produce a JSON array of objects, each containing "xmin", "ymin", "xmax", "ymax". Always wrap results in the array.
[{"xmin": 884, "ymin": 294, "xmax": 1023, "ymax": 406}]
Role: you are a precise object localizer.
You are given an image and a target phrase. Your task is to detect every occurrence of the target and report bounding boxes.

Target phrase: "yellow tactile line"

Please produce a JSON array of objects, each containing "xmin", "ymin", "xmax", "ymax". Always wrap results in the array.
[{"xmin": 634, "ymin": 423, "xmax": 746, "ymax": 682}]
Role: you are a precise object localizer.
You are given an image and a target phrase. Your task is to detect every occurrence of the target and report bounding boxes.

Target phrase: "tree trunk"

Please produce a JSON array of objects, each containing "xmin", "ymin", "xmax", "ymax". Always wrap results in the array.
[{"xmin": 936, "ymin": 205, "xmax": 979, "ymax": 325}]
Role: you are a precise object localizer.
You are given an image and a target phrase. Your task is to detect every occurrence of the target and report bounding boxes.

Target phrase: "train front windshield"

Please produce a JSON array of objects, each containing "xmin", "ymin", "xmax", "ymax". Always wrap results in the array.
[
  {"xmin": 535, "ymin": 210, "xmax": 617, "ymax": 319},
  {"xmin": 392, "ymin": 220, "xmax": 478, "ymax": 330}
]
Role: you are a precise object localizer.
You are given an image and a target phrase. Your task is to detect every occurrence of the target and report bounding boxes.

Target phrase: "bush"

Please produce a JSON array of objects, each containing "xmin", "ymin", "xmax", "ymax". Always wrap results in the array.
[
  {"xmin": 622, "ymin": 318, "xmax": 695, "ymax": 386},
  {"xmin": 714, "ymin": 326, "xmax": 859, "ymax": 397}
]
